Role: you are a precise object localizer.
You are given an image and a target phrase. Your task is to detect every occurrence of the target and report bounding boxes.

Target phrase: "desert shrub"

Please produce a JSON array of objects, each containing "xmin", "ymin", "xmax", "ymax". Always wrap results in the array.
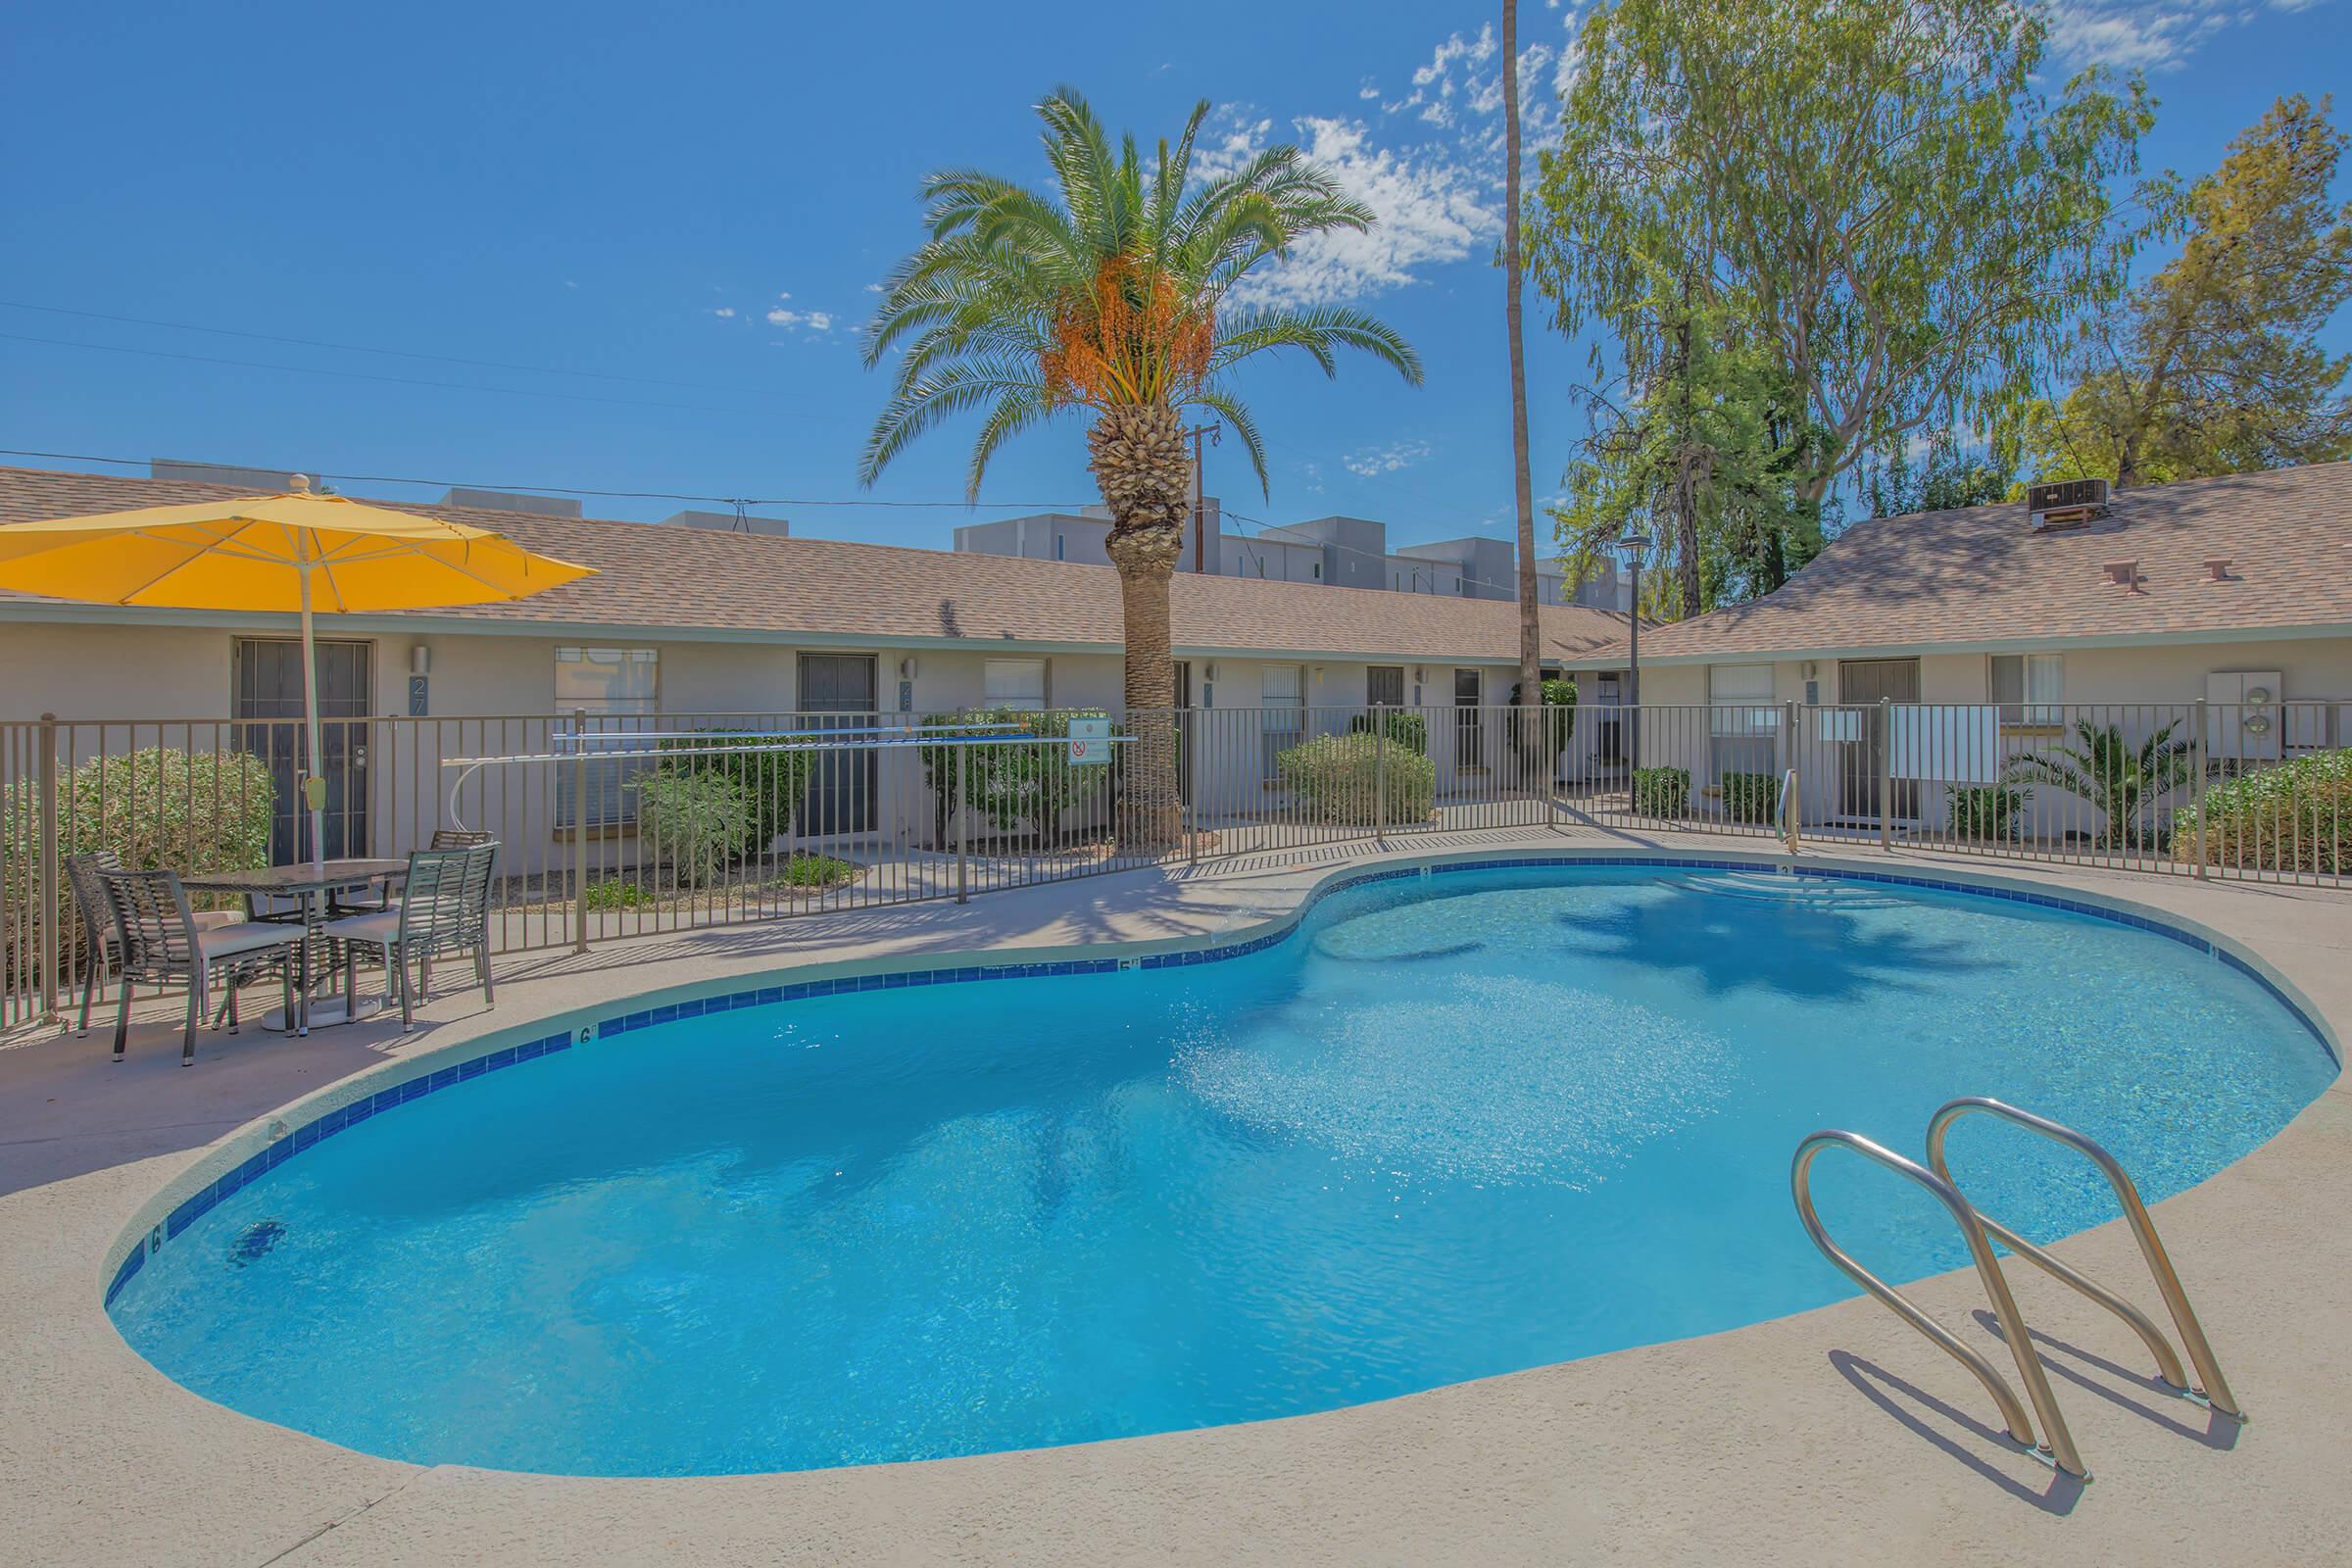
[
  {"xmin": 580, "ymin": 876, "xmax": 652, "ymax": 910},
  {"xmin": 1346, "ymin": 707, "xmax": 1429, "ymax": 756},
  {"xmin": 1631, "ymin": 766, "xmax": 1691, "ymax": 818},
  {"xmin": 2169, "ymin": 750, "xmax": 2350, "ymax": 875},
  {"xmin": 1948, "ymin": 783, "xmax": 2026, "ymax": 842},
  {"xmin": 1273, "ymin": 732, "xmax": 1437, "ymax": 824},
  {"xmin": 1718, "ymin": 771, "xmax": 1779, "ymax": 824},
  {"xmin": 659, "ymin": 731, "xmax": 808, "ymax": 860},
  {"xmin": 772, "ymin": 853, "xmax": 859, "ymax": 888},
  {"xmin": 3, "ymin": 749, "xmax": 275, "ymax": 983},
  {"xmin": 634, "ymin": 766, "xmax": 755, "ymax": 888},
  {"xmin": 919, "ymin": 710, "xmax": 1118, "ymax": 841}
]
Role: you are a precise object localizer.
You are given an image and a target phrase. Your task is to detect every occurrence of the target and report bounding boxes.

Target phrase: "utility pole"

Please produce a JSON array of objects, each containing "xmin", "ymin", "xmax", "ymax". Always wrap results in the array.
[{"xmin": 1186, "ymin": 421, "xmax": 1221, "ymax": 573}]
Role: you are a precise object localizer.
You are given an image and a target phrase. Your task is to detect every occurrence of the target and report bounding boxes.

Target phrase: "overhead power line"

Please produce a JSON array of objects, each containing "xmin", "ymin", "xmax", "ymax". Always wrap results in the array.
[{"xmin": 0, "ymin": 299, "xmax": 809, "ymax": 400}]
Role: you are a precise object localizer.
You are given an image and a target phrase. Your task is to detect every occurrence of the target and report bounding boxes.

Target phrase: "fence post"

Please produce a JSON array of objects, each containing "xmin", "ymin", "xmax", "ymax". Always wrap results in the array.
[
  {"xmin": 1185, "ymin": 712, "xmax": 1200, "ymax": 866},
  {"xmin": 569, "ymin": 708, "xmax": 590, "ymax": 955},
  {"xmin": 956, "ymin": 740, "xmax": 969, "ymax": 904},
  {"xmin": 2192, "ymin": 698, "xmax": 2209, "ymax": 879},
  {"xmin": 1376, "ymin": 712, "xmax": 1389, "ymax": 841},
  {"xmin": 1783, "ymin": 701, "xmax": 1801, "ymax": 855},
  {"xmin": 36, "ymin": 712, "xmax": 59, "ymax": 1023},
  {"xmin": 1878, "ymin": 698, "xmax": 1893, "ymax": 852}
]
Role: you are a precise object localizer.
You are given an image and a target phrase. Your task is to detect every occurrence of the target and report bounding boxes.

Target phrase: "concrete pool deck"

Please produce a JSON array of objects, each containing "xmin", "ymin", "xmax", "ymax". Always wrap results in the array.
[{"xmin": 3, "ymin": 826, "xmax": 2347, "ymax": 1567}]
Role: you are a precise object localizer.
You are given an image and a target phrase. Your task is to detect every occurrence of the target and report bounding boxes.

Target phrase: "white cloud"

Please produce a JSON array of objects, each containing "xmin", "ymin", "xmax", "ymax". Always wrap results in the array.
[
  {"xmin": 711, "ymin": 307, "xmax": 735, "ymax": 318},
  {"xmin": 777, "ymin": 290, "xmax": 792, "ymax": 300},
  {"xmin": 1198, "ymin": 113, "xmax": 1498, "ymax": 306},
  {"xmin": 1343, "ymin": 439, "xmax": 1434, "ymax": 478},
  {"xmin": 766, "ymin": 305, "xmax": 835, "ymax": 333},
  {"xmin": 766, "ymin": 308, "xmax": 800, "ymax": 326},
  {"xmin": 862, "ymin": 281, "xmax": 885, "ymax": 294},
  {"xmin": 806, "ymin": 311, "xmax": 833, "ymax": 331},
  {"xmin": 2044, "ymin": 0, "xmax": 2314, "ymax": 70}
]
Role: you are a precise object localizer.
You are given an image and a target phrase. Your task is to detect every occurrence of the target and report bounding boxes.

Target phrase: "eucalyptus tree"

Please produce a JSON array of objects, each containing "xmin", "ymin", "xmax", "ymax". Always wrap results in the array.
[
  {"xmin": 862, "ymin": 88, "xmax": 1421, "ymax": 847},
  {"xmin": 1531, "ymin": 0, "xmax": 2152, "ymax": 534},
  {"xmin": 2022, "ymin": 94, "xmax": 2352, "ymax": 488}
]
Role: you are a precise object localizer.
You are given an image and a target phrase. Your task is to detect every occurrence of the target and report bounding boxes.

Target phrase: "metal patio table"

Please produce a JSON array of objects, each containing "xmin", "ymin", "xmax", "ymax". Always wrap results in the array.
[{"xmin": 177, "ymin": 858, "xmax": 410, "ymax": 1031}]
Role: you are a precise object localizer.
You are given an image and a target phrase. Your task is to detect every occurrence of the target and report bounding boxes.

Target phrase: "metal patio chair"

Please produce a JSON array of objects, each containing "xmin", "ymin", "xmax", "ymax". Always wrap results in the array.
[
  {"xmin": 324, "ymin": 842, "xmax": 497, "ymax": 1030},
  {"xmin": 67, "ymin": 851, "xmax": 243, "ymax": 1038},
  {"xmin": 98, "ymin": 867, "xmax": 309, "ymax": 1066},
  {"xmin": 330, "ymin": 830, "xmax": 493, "ymax": 916}
]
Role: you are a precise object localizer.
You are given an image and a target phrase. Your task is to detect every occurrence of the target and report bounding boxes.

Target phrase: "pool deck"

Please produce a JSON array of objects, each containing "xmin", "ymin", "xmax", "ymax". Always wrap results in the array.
[{"xmin": 4, "ymin": 825, "xmax": 2349, "ymax": 1567}]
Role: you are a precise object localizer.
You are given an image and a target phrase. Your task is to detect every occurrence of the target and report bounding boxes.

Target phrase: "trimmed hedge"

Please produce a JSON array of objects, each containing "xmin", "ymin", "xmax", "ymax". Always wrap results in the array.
[
  {"xmin": 1346, "ymin": 707, "xmax": 1429, "ymax": 756},
  {"xmin": 1632, "ymin": 766, "xmax": 1691, "ymax": 818},
  {"xmin": 1718, "ymin": 770, "xmax": 1778, "ymax": 825},
  {"xmin": 2169, "ymin": 750, "xmax": 2349, "ymax": 875},
  {"xmin": 1948, "ymin": 783, "xmax": 2026, "ymax": 842},
  {"xmin": 1274, "ymin": 732, "xmax": 1437, "ymax": 825}
]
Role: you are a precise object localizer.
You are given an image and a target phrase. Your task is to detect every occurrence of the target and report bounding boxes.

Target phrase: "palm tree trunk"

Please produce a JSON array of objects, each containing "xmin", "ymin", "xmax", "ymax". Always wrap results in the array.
[
  {"xmin": 1501, "ymin": 0, "xmax": 1542, "ymax": 783},
  {"xmin": 1092, "ymin": 403, "xmax": 1190, "ymax": 851}
]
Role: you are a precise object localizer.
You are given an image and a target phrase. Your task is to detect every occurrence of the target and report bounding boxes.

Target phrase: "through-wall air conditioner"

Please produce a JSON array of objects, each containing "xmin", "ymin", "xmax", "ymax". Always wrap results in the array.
[{"xmin": 2028, "ymin": 477, "xmax": 2109, "ymax": 532}]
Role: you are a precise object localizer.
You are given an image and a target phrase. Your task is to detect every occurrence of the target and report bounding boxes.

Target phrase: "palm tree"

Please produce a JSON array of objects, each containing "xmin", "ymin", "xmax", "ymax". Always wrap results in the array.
[
  {"xmin": 2002, "ymin": 717, "xmax": 2196, "ymax": 850},
  {"xmin": 1501, "ymin": 0, "xmax": 1543, "ymax": 783},
  {"xmin": 860, "ymin": 88, "xmax": 1422, "ymax": 848}
]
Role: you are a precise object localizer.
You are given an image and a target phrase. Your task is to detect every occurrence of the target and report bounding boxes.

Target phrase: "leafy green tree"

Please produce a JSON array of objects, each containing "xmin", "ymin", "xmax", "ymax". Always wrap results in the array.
[
  {"xmin": 1532, "ymin": 0, "xmax": 2150, "ymax": 537},
  {"xmin": 2020, "ymin": 94, "xmax": 2352, "ymax": 489},
  {"xmin": 1859, "ymin": 431, "xmax": 2017, "ymax": 518},
  {"xmin": 861, "ymin": 89, "xmax": 1421, "ymax": 848}
]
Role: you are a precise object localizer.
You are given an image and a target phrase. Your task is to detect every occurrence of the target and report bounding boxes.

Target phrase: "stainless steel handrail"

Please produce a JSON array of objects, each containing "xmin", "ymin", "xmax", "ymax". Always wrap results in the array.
[
  {"xmin": 1925, "ymin": 1097, "xmax": 2244, "ymax": 1421},
  {"xmin": 1792, "ymin": 1130, "xmax": 2089, "ymax": 1479}
]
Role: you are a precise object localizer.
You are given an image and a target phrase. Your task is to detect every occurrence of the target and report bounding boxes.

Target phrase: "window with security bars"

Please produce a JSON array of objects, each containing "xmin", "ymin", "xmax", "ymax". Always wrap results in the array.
[{"xmin": 555, "ymin": 647, "xmax": 658, "ymax": 829}]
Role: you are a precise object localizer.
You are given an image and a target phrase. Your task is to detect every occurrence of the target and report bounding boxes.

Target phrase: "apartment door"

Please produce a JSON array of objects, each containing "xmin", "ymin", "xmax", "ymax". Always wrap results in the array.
[
  {"xmin": 1838, "ymin": 658, "xmax": 1921, "ymax": 820},
  {"xmin": 1366, "ymin": 664, "xmax": 1405, "ymax": 710},
  {"xmin": 797, "ymin": 653, "xmax": 878, "ymax": 835},
  {"xmin": 1453, "ymin": 667, "xmax": 1485, "ymax": 769},
  {"xmin": 234, "ymin": 638, "xmax": 372, "ymax": 864}
]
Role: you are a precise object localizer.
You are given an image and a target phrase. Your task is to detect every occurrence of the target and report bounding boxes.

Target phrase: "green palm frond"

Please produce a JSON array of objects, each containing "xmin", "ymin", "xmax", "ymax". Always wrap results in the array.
[{"xmin": 860, "ymin": 87, "xmax": 1418, "ymax": 496}]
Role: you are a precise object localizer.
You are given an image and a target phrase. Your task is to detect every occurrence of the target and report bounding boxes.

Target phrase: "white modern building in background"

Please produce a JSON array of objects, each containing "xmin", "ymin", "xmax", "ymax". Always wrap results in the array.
[{"xmin": 954, "ymin": 498, "xmax": 1631, "ymax": 610}]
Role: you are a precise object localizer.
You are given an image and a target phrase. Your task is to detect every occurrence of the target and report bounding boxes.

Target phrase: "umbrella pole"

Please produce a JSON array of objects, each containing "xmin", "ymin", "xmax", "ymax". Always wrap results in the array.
[{"xmin": 298, "ymin": 552, "xmax": 326, "ymax": 875}]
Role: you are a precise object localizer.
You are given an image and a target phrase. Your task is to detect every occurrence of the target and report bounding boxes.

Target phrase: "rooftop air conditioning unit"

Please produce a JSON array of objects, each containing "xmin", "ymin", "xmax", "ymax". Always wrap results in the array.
[{"xmin": 2028, "ymin": 477, "xmax": 2109, "ymax": 532}]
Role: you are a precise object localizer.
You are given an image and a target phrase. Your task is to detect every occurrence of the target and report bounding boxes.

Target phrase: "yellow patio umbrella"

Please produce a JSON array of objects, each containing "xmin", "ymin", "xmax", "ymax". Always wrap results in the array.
[{"xmin": 0, "ymin": 475, "xmax": 596, "ymax": 870}]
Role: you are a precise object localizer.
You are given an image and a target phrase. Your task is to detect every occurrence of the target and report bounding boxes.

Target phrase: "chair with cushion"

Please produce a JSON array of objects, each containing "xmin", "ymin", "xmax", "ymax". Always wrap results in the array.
[
  {"xmin": 66, "ymin": 850, "xmax": 240, "ymax": 1038},
  {"xmin": 99, "ymin": 867, "xmax": 309, "ymax": 1066},
  {"xmin": 325, "ymin": 841, "xmax": 497, "ymax": 1030},
  {"xmin": 331, "ymin": 830, "xmax": 493, "ymax": 915}
]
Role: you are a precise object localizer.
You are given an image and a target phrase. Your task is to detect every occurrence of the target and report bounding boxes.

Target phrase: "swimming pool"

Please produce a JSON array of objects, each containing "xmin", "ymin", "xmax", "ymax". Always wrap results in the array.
[{"xmin": 108, "ymin": 860, "xmax": 2335, "ymax": 1476}]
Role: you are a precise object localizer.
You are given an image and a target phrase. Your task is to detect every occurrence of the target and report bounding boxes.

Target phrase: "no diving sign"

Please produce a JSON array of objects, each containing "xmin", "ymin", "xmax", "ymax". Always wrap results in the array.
[{"xmin": 1067, "ymin": 716, "xmax": 1112, "ymax": 765}]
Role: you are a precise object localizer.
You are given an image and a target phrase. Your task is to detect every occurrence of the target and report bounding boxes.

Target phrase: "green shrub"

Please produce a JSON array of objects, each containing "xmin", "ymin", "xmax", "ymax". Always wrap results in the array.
[
  {"xmin": 2, "ymin": 747, "xmax": 274, "ymax": 981},
  {"xmin": 2169, "ymin": 750, "xmax": 2350, "ymax": 875},
  {"xmin": 1346, "ymin": 707, "xmax": 1429, "ymax": 756},
  {"xmin": 1631, "ymin": 766, "xmax": 1691, "ymax": 818},
  {"xmin": 634, "ymin": 766, "xmax": 755, "ymax": 888},
  {"xmin": 1718, "ymin": 770, "xmax": 1779, "ymax": 824},
  {"xmin": 581, "ymin": 876, "xmax": 652, "ymax": 910},
  {"xmin": 659, "ymin": 731, "xmax": 809, "ymax": 860},
  {"xmin": 772, "ymin": 853, "xmax": 859, "ymax": 888},
  {"xmin": 1948, "ymin": 783, "xmax": 2026, "ymax": 842},
  {"xmin": 1273, "ymin": 732, "xmax": 1437, "ymax": 825},
  {"xmin": 919, "ymin": 709, "xmax": 1116, "ymax": 841}
]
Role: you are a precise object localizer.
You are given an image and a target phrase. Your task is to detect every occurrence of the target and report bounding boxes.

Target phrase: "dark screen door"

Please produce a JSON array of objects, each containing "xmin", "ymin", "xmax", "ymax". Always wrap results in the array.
[
  {"xmin": 234, "ymin": 638, "xmax": 372, "ymax": 863},
  {"xmin": 1838, "ymin": 658, "xmax": 1921, "ymax": 819},
  {"xmin": 1367, "ymin": 665, "xmax": 1404, "ymax": 708},
  {"xmin": 798, "ymin": 654, "xmax": 878, "ymax": 835},
  {"xmin": 1453, "ymin": 667, "xmax": 1484, "ymax": 768}
]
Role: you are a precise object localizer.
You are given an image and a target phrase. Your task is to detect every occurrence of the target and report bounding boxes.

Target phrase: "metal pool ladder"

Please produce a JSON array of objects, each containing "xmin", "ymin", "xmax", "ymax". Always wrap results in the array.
[{"xmin": 1791, "ymin": 1097, "xmax": 2247, "ymax": 1483}]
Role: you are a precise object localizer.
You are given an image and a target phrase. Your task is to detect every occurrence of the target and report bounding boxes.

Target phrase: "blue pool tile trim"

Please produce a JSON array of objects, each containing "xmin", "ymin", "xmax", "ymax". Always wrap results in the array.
[{"xmin": 103, "ymin": 851, "xmax": 2337, "ymax": 1308}]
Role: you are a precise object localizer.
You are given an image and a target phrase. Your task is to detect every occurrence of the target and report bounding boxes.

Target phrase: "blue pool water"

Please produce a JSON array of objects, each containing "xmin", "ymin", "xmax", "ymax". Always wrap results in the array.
[{"xmin": 111, "ymin": 865, "xmax": 2335, "ymax": 1476}]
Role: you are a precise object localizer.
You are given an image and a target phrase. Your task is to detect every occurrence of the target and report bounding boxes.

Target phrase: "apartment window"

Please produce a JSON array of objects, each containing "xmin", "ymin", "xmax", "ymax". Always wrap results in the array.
[
  {"xmin": 984, "ymin": 657, "xmax": 1050, "ymax": 711},
  {"xmin": 1311, "ymin": 562, "xmax": 1321, "ymax": 579},
  {"xmin": 1991, "ymin": 654, "xmax": 2063, "ymax": 725},
  {"xmin": 1054, "ymin": 534, "xmax": 1065, "ymax": 561},
  {"xmin": 555, "ymin": 646, "xmax": 659, "ymax": 828},
  {"xmin": 1366, "ymin": 665, "xmax": 1405, "ymax": 708},
  {"xmin": 1708, "ymin": 662, "xmax": 1779, "ymax": 776}
]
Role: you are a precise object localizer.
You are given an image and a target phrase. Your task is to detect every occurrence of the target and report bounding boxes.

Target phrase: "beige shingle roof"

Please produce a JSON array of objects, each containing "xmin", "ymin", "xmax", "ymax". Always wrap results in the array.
[
  {"xmin": 0, "ymin": 466, "xmax": 1628, "ymax": 664},
  {"xmin": 1589, "ymin": 463, "xmax": 2352, "ymax": 664}
]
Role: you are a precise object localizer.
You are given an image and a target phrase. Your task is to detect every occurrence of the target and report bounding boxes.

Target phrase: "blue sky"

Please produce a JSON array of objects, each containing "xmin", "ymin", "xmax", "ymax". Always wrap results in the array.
[{"xmin": 2, "ymin": 0, "xmax": 2344, "ymax": 553}]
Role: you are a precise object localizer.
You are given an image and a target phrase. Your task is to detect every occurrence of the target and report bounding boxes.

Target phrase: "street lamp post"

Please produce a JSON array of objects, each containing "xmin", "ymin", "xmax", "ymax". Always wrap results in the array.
[{"xmin": 1616, "ymin": 525, "xmax": 1653, "ymax": 773}]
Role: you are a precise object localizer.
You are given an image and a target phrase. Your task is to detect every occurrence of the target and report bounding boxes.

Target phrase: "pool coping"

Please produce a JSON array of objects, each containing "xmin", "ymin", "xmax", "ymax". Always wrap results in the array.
[{"xmin": 95, "ymin": 843, "xmax": 2343, "ymax": 1332}]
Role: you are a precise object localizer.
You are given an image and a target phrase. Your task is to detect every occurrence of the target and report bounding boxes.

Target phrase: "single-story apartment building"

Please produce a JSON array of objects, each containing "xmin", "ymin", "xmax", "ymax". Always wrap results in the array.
[
  {"xmin": 1555, "ymin": 463, "xmax": 2352, "ymax": 834},
  {"xmin": 0, "ymin": 464, "xmax": 1630, "ymax": 869}
]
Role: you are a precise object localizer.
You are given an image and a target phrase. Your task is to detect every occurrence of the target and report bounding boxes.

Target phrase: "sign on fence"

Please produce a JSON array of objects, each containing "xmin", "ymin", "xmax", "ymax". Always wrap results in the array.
[{"xmin": 1068, "ymin": 716, "xmax": 1111, "ymax": 766}]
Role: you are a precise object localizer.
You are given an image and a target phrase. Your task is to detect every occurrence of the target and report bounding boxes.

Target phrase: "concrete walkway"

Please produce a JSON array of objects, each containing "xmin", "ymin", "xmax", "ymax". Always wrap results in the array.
[{"xmin": 3, "ymin": 827, "xmax": 2347, "ymax": 1566}]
